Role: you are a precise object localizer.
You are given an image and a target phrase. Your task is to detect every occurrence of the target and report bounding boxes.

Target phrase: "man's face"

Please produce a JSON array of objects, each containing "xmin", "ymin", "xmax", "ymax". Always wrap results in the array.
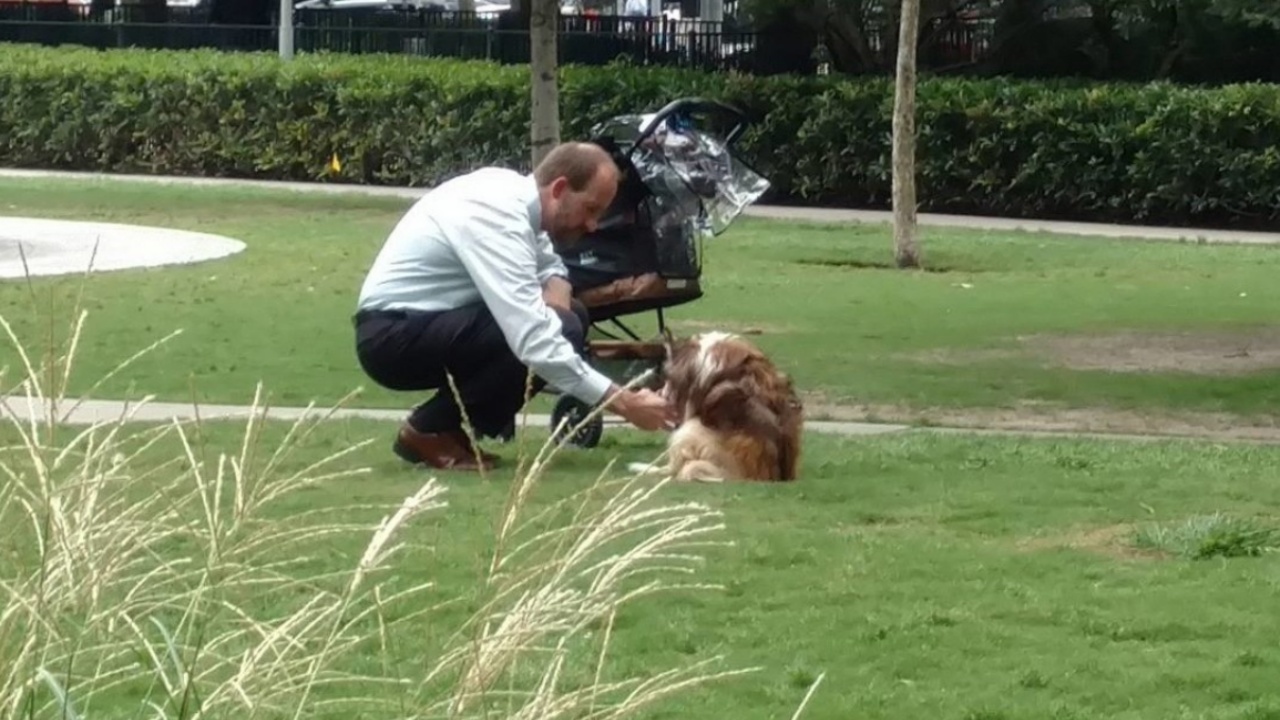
[{"xmin": 546, "ymin": 165, "xmax": 618, "ymax": 246}]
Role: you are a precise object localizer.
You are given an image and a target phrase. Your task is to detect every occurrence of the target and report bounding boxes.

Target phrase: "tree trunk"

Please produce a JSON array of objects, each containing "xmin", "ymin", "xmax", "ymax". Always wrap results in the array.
[
  {"xmin": 529, "ymin": 0, "xmax": 560, "ymax": 167},
  {"xmin": 891, "ymin": 0, "xmax": 923, "ymax": 269}
]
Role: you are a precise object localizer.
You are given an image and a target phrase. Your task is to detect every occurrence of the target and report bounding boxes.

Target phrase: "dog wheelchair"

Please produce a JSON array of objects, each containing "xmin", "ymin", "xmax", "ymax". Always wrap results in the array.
[{"xmin": 539, "ymin": 97, "xmax": 772, "ymax": 447}]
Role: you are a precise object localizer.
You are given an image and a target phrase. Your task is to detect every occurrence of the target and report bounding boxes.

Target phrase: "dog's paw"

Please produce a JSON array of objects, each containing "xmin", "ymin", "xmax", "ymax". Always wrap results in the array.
[
  {"xmin": 674, "ymin": 459, "xmax": 728, "ymax": 483},
  {"xmin": 627, "ymin": 461, "xmax": 664, "ymax": 476}
]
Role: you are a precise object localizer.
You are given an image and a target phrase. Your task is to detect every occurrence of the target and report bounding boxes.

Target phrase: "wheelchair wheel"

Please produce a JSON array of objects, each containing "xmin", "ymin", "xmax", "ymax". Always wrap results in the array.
[{"xmin": 550, "ymin": 396, "xmax": 603, "ymax": 449}]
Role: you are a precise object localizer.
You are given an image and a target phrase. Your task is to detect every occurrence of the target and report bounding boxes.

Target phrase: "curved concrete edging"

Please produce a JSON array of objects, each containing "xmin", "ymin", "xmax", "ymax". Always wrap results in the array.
[{"xmin": 0, "ymin": 216, "xmax": 246, "ymax": 280}]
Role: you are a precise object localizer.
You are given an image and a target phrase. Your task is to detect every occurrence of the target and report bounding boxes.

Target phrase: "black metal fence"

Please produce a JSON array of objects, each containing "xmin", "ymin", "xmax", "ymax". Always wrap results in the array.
[
  {"xmin": 0, "ymin": 2, "xmax": 770, "ymax": 72},
  {"xmin": 0, "ymin": 0, "xmax": 993, "ymax": 74}
]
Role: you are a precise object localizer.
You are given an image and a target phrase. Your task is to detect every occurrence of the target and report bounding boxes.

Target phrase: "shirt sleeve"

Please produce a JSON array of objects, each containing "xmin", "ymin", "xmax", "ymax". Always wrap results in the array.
[
  {"xmin": 534, "ymin": 231, "xmax": 569, "ymax": 284},
  {"xmin": 445, "ymin": 198, "xmax": 614, "ymax": 406}
]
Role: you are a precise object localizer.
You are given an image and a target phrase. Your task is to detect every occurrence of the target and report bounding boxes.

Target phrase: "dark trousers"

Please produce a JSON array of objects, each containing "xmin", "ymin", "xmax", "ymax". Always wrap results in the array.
[{"xmin": 354, "ymin": 300, "xmax": 590, "ymax": 438}]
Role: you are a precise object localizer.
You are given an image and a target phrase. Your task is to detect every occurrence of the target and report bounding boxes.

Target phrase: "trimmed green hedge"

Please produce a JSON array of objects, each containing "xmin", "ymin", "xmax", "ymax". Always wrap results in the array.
[{"xmin": 2, "ymin": 44, "xmax": 1280, "ymax": 228}]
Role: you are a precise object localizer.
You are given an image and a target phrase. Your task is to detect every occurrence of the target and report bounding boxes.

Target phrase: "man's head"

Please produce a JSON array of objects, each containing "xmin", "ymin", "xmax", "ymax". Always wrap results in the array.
[{"xmin": 534, "ymin": 142, "xmax": 619, "ymax": 245}]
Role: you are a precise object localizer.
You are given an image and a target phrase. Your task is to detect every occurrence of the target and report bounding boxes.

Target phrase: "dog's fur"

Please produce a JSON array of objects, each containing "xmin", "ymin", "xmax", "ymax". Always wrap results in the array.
[{"xmin": 630, "ymin": 331, "xmax": 804, "ymax": 483}]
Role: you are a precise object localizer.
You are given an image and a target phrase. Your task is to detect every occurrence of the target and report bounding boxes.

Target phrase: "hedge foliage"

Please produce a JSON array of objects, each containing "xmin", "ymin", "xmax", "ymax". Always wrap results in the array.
[{"xmin": 2, "ymin": 44, "xmax": 1280, "ymax": 228}]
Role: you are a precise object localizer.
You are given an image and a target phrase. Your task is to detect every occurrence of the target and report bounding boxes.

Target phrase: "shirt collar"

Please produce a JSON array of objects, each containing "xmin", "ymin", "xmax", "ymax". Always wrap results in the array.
[{"xmin": 525, "ymin": 173, "xmax": 542, "ymax": 235}]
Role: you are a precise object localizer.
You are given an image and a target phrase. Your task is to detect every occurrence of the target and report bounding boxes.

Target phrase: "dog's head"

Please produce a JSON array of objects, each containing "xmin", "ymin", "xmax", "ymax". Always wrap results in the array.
[
  {"xmin": 661, "ymin": 331, "xmax": 797, "ymax": 415},
  {"xmin": 662, "ymin": 331, "xmax": 739, "ymax": 390}
]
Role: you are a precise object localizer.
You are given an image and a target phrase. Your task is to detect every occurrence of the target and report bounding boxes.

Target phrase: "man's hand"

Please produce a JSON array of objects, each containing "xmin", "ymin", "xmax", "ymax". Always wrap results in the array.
[
  {"xmin": 606, "ymin": 386, "xmax": 678, "ymax": 432},
  {"xmin": 541, "ymin": 276, "xmax": 573, "ymax": 313}
]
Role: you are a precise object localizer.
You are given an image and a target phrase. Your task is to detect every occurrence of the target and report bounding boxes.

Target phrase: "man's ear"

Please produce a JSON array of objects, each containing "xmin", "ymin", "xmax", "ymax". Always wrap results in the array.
[{"xmin": 549, "ymin": 176, "xmax": 570, "ymax": 199}]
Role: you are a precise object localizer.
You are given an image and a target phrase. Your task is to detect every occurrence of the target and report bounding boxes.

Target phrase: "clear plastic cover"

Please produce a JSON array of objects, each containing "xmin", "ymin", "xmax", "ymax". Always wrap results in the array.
[{"xmin": 591, "ymin": 111, "xmax": 770, "ymax": 238}]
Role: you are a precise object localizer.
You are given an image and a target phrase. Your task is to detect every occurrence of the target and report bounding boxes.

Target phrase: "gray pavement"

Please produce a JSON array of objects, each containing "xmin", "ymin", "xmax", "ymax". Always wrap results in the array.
[
  {"xmin": 4, "ymin": 395, "xmax": 1272, "ymax": 445},
  {"xmin": 0, "ymin": 395, "xmax": 911, "ymax": 438}
]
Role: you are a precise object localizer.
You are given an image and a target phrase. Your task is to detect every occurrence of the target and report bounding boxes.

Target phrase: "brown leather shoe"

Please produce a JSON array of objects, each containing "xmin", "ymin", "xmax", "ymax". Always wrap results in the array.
[
  {"xmin": 393, "ymin": 424, "xmax": 494, "ymax": 472},
  {"xmin": 447, "ymin": 430, "xmax": 500, "ymax": 465}
]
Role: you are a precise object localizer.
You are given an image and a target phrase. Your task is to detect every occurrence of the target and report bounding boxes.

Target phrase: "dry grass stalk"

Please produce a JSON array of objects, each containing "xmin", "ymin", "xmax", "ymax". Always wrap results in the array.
[
  {"xmin": 0, "ymin": 251, "xmax": 821, "ymax": 718},
  {"xmin": 0, "ymin": 302, "xmax": 447, "ymax": 718},
  {"xmin": 413, "ymin": 371, "xmax": 754, "ymax": 719}
]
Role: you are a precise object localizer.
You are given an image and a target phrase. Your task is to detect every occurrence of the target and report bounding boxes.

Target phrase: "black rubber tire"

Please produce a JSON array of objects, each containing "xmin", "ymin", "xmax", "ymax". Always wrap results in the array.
[{"xmin": 550, "ymin": 396, "xmax": 604, "ymax": 449}]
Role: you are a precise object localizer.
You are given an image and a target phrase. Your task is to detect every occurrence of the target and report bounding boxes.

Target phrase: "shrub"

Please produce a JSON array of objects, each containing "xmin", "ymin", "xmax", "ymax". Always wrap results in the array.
[{"xmin": 2, "ymin": 43, "xmax": 1280, "ymax": 228}]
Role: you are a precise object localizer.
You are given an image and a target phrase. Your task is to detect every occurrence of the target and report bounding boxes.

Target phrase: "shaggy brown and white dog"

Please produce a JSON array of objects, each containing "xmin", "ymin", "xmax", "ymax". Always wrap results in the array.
[{"xmin": 630, "ymin": 331, "xmax": 804, "ymax": 483}]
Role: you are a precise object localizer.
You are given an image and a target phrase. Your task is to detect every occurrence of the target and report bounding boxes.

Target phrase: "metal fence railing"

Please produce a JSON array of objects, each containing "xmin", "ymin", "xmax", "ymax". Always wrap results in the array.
[
  {"xmin": 0, "ymin": 1, "xmax": 990, "ymax": 74},
  {"xmin": 0, "ymin": 3, "xmax": 769, "ymax": 71}
]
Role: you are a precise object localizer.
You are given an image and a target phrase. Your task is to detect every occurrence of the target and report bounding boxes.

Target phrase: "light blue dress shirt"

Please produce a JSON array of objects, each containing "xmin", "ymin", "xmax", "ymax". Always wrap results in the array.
[{"xmin": 357, "ymin": 167, "xmax": 614, "ymax": 405}]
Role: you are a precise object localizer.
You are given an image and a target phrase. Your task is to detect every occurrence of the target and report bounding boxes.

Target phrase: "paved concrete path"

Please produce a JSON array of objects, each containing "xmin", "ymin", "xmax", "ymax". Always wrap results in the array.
[
  {"xmin": 3, "ymin": 395, "xmax": 1268, "ymax": 446},
  {"xmin": 0, "ymin": 395, "xmax": 908, "ymax": 437},
  {"xmin": 4, "ymin": 167, "xmax": 1278, "ymax": 246}
]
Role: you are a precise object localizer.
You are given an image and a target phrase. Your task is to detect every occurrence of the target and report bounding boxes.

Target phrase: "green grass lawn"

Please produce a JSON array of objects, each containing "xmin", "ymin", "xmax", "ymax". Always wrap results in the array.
[
  {"xmin": 7, "ymin": 412, "xmax": 1280, "ymax": 719},
  {"xmin": 5, "ymin": 177, "xmax": 1280, "ymax": 718},
  {"xmin": 3, "ymin": 177, "xmax": 1280, "ymax": 429}
]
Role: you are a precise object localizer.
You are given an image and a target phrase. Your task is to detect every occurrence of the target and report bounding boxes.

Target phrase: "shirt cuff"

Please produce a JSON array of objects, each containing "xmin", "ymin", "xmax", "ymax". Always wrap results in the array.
[
  {"xmin": 562, "ymin": 366, "xmax": 615, "ymax": 407},
  {"xmin": 537, "ymin": 266, "xmax": 568, "ymax": 283}
]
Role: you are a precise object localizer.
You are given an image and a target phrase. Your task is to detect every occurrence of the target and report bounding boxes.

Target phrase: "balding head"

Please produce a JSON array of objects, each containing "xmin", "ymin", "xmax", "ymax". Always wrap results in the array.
[
  {"xmin": 534, "ymin": 142, "xmax": 619, "ymax": 246},
  {"xmin": 534, "ymin": 141, "xmax": 618, "ymax": 191}
]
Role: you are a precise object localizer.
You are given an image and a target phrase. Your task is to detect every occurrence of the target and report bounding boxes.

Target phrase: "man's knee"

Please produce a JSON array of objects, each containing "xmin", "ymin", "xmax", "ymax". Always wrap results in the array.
[{"xmin": 569, "ymin": 298, "xmax": 590, "ymax": 330}]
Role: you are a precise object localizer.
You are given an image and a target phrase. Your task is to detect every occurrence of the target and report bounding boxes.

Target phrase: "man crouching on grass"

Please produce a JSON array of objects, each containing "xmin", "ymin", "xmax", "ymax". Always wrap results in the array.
[{"xmin": 352, "ymin": 142, "xmax": 676, "ymax": 472}]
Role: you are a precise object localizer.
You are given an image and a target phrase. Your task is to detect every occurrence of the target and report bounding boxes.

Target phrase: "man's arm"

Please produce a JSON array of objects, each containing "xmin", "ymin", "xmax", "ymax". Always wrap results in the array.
[
  {"xmin": 447, "ymin": 200, "xmax": 613, "ymax": 406},
  {"xmin": 600, "ymin": 383, "xmax": 675, "ymax": 431},
  {"xmin": 541, "ymin": 275, "xmax": 573, "ymax": 313},
  {"xmin": 447, "ymin": 199, "xmax": 673, "ymax": 430},
  {"xmin": 534, "ymin": 231, "xmax": 574, "ymax": 312}
]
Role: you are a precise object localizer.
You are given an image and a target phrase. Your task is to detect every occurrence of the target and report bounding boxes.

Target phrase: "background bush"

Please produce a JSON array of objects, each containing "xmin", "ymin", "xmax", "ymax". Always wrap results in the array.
[{"xmin": 2, "ymin": 44, "xmax": 1280, "ymax": 229}]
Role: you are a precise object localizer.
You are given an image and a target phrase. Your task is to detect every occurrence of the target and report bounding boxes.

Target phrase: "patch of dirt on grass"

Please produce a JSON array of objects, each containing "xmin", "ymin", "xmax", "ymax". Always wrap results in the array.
[
  {"xmin": 794, "ymin": 257, "xmax": 957, "ymax": 274},
  {"xmin": 668, "ymin": 319, "xmax": 789, "ymax": 336},
  {"xmin": 1015, "ymin": 524, "xmax": 1165, "ymax": 561},
  {"xmin": 1023, "ymin": 329, "xmax": 1280, "ymax": 375},
  {"xmin": 870, "ymin": 328, "xmax": 1280, "ymax": 442},
  {"xmin": 900, "ymin": 347, "xmax": 1023, "ymax": 366},
  {"xmin": 803, "ymin": 396, "xmax": 1280, "ymax": 443},
  {"xmin": 904, "ymin": 329, "xmax": 1280, "ymax": 376}
]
